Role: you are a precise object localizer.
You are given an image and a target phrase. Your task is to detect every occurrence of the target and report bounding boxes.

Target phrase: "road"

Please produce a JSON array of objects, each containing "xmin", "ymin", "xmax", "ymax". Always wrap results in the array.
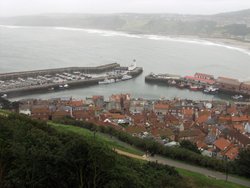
[
  {"xmin": 110, "ymin": 137, "xmax": 250, "ymax": 187},
  {"xmin": 148, "ymin": 155, "xmax": 250, "ymax": 187}
]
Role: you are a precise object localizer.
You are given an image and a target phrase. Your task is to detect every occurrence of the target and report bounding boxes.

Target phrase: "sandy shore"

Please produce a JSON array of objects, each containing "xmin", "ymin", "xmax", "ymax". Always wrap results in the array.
[
  {"xmin": 201, "ymin": 37, "xmax": 250, "ymax": 52},
  {"xmin": 174, "ymin": 35, "xmax": 250, "ymax": 53}
]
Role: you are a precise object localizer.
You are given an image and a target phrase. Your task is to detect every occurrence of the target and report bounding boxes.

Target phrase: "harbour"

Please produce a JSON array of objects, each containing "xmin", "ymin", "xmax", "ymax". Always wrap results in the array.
[
  {"xmin": 0, "ymin": 62, "xmax": 143, "ymax": 98},
  {"xmin": 1, "ymin": 25, "xmax": 250, "ymax": 101}
]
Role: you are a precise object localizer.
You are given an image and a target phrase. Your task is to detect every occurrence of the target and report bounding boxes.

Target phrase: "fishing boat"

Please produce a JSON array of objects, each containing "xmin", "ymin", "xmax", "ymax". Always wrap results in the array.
[{"xmin": 189, "ymin": 85, "xmax": 199, "ymax": 91}]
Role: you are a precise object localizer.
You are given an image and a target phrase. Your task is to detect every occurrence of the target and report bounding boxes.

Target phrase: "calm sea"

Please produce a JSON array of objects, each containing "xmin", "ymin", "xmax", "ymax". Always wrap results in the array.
[{"xmin": 0, "ymin": 26, "xmax": 250, "ymax": 101}]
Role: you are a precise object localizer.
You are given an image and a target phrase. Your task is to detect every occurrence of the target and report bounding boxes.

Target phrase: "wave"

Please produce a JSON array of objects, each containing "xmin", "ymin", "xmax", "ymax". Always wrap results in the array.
[
  {"xmin": 54, "ymin": 27, "xmax": 142, "ymax": 38},
  {"xmin": 143, "ymin": 34, "xmax": 250, "ymax": 56},
  {"xmin": 53, "ymin": 27, "xmax": 250, "ymax": 56},
  {"xmin": 1, "ymin": 25, "xmax": 250, "ymax": 56}
]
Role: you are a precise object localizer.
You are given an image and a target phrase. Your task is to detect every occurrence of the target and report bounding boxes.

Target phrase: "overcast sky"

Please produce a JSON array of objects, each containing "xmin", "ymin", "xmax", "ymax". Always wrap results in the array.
[{"xmin": 0, "ymin": 0, "xmax": 250, "ymax": 17}]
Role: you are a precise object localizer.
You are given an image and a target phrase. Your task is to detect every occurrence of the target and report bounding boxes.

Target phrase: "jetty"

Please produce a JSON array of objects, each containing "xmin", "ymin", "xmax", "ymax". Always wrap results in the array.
[{"xmin": 145, "ymin": 73, "xmax": 250, "ymax": 100}]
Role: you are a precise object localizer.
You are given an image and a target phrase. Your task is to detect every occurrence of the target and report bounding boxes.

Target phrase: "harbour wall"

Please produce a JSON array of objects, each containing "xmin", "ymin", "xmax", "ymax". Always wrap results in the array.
[
  {"xmin": 1, "ymin": 65, "xmax": 143, "ymax": 98},
  {"xmin": 0, "ymin": 63, "xmax": 120, "ymax": 81},
  {"xmin": 145, "ymin": 74, "xmax": 250, "ymax": 98}
]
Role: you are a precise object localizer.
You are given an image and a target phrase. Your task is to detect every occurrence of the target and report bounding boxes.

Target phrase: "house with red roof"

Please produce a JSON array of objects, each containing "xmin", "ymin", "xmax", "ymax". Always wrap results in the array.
[
  {"xmin": 52, "ymin": 110, "xmax": 71, "ymax": 120},
  {"xmin": 224, "ymin": 146, "xmax": 239, "ymax": 160},
  {"xmin": 232, "ymin": 115, "xmax": 249, "ymax": 123},
  {"xmin": 154, "ymin": 103, "xmax": 170, "ymax": 115},
  {"xmin": 182, "ymin": 108, "xmax": 194, "ymax": 120},
  {"xmin": 226, "ymin": 129, "xmax": 250, "ymax": 148},
  {"xmin": 151, "ymin": 128, "xmax": 175, "ymax": 140},
  {"xmin": 31, "ymin": 106, "xmax": 51, "ymax": 121},
  {"xmin": 214, "ymin": 137, "xmax": 231, "ymax": 152},
  {"xmin": 164, "ymin": 114, "xmax": 180, "ymax": 126},
  {"xmin": 178, "ymin": 128, "xmax": 205, "ymax": 143},
  {"xmin": 233, "ymin": 123, "xmax": 245, "ymax": 133},
  {"xmin": 184, "ymin": 73, "xmax": 215, "ymax": 85}
]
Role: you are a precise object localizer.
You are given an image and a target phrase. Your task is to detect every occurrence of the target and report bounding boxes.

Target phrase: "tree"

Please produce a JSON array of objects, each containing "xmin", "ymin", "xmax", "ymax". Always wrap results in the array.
[
  {"xmin": 180, "ymin": 140, "xmax": 201, "ymax": 154},
  {"xmin": 234, "ymin": 148, "xmax": 250, "ymax": 178}
]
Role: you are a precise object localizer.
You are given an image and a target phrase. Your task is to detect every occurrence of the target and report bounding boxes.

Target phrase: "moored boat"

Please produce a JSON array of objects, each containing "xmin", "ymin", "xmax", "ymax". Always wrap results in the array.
[
  {"xmin": 48, "ymin": 87, "xmax": 54, "ymax": 91},
  {"xmin": 98, "ymin": 78, "xmax": 115, "ymax": 84},
  {"xmin": 189, "ymin": 85, "xmax": 199, "ymax": 91},
  {"xmin": 203, "ymin": 86, "xmax": 219, "ymax": 94},
  {"xmin": 1, "ymin": 94, "xmax": 7, "ymax": 98},
  {"xmin": 232, "ymin": 95, "xmax": 243, "ymax": 100},
  {"xmin": 121, "ymin": 75, "xmax": 132, "ymax": 81},
  {"xmin": 177, "ymin": 82, "xmax": 185, "ymax": 89}
]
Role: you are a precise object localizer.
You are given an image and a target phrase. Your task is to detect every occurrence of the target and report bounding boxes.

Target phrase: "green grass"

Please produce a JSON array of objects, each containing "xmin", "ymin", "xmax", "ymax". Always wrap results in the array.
[
  {"xmin": 0, "ymin": 109, "xmax": 10, "ymax": 117},
  {"xmin": 177, "ymin": 168, "xmax": 247, "ymax": 188},
  {"xmin": 48, "ymin": 122, "xmax": 144, "ymax": 156}
]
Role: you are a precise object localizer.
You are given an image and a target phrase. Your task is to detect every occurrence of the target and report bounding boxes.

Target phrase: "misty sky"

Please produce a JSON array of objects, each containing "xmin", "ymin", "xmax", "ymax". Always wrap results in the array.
[{"xmin": 0, "ymin": 0, "xmax": 250, "ymax": 17}]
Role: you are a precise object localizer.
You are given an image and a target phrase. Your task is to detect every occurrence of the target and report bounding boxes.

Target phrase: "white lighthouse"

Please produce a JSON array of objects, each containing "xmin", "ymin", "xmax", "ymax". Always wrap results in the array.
[{"xmin": 128, "ymin": 59, "xmax": 136, "ymax": 71}]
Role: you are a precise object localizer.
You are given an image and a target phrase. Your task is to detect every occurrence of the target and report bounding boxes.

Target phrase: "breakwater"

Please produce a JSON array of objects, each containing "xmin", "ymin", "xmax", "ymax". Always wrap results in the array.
[
  {"xmin": 0, "ymin": 63, "xmax": 143, "ymax": 98},
  {"xmin": 0, "ymin": 63, "xmax": 120, "ymax": 80}
]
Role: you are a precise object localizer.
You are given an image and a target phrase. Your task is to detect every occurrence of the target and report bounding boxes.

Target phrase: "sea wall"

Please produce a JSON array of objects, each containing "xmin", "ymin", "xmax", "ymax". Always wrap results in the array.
[{"xmin": 0, "ymin": 63, "xmax": 120, "ymax": 80}]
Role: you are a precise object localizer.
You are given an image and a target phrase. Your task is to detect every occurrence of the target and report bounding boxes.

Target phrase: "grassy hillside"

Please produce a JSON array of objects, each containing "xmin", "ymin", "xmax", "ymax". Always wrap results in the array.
[
  {"xmin": 0, "ymin": 113, "xmax": 188, "ymax": 188},
  {"xmin": 0, "ymin": 111, "xmax": 248, "ymax": 187},
  {"xmin": 177, "ymin": 168, "xmax": 246, "ymax": 188},
  {"xmin": 49, "ymin": 121, "xmax": 247, "ymax": 188},
  {"xmin": 49, "ymin": 122, "xmax": 143, "ymax": 156}
]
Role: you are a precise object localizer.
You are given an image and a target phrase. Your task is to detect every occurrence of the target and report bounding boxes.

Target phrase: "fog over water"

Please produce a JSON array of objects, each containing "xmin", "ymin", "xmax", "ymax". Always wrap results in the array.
[
  {"xmin": 0, "ymin": 25, "xmax": 250, "ymax": 101},
  {"xmin": 1, "ymin": 0, "xmax": 249, "ymax": 16}
]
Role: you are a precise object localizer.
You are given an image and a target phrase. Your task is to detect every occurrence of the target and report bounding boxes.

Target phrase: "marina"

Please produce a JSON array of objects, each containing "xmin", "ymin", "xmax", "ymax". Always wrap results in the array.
[{"xmin": 0, "ymin": 62, "xmax": 143, "ymax": 98}]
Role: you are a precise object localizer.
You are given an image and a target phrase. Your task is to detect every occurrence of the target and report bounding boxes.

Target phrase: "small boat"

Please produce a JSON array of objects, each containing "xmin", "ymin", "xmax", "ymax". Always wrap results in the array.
[
  {"xmin": 48, "ymin": 87, "xmax": 54, "ymax": 91},
  {"xmin": 177, "ymin": 83, "xmax": 185, "ymax": 89},
  {"xmin": 98, "ymin": 78, "xmax": 115, "ymax": 84},
  {"xmin": 190, "ymin": 85, "xmax": 204, "ymax": 91},
  {"xmin": 1, "ymin": 94, "xmax": 7, "ymax": 98},
  {"xmin": 64, "ymin": 84, "xmax": 69, "ymax": 88},
  {"xmin": 121, "ymin": 75, "xmax": 132, "ymax": 81},
  {"xmin": 170, "ymin": 80, "xmax": 176, "ymax": 85},
  {"xmin": 190, "ymin": 85, "xmax": 199, "ymax": 91},
  {"xmin": 203, "ymin": 86, "xmax": 219, "ymax": 94},
  {"xmin": 115, "ymin": 78, "xmax": 122, "ymax": 82},
  {"xmin": 232, "ymin": 95, "xmax": 243, "ymax": 100}
]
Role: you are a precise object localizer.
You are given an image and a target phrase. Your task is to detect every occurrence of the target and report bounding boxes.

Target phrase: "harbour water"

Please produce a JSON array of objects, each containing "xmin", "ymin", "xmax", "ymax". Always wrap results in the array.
[{"xmin": 0, "ymin": 25, "xmax": 250, "ymax": 101}]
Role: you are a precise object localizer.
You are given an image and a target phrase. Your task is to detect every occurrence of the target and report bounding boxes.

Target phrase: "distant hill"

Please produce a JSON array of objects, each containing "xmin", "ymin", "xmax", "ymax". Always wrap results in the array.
[{"xmin": 0, "ymin": 9, "xmax": 250, "ymax": 41}]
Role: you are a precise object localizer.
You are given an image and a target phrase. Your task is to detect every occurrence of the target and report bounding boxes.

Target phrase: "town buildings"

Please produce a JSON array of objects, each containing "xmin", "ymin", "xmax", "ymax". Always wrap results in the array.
[{"xmin": 19, "ymin": 94, "xmax": 250, "ymax": 160}]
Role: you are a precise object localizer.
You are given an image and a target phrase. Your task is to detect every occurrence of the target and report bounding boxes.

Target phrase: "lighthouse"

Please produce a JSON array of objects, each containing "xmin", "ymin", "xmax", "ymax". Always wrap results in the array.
[{"xmin": 128, "ymin": 59, "xmax": 136, "ymax": 71}]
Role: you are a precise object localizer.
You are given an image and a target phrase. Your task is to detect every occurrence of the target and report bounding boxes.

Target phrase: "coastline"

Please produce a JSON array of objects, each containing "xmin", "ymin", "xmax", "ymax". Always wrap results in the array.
[
  {"xmin": 136, "ymin": 33, "xmax": 250, "ymax": 55},
  {"xmin": 1, "ymin": 24, "xmax": 249, "ymax": 55},
  {"xmin": 195, "ymin": 37, "xmax": 250, "ymax": 53}
]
